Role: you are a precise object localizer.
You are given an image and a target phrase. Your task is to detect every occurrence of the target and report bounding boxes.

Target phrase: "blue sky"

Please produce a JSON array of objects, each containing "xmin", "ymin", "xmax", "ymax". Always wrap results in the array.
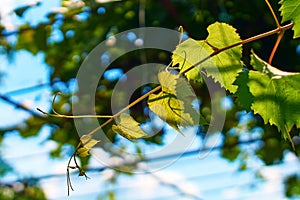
[{"xmin": 0, "ymin": 1, "xmax": 300, "ymax": 200}]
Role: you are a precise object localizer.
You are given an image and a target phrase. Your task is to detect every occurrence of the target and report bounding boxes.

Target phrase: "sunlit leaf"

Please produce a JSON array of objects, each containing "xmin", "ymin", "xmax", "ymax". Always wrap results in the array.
[
  {"xmin": 77, "ymin": 135, "xmax": 99, "ymax": 157},
  {"xmin": 172, "ymin": 22, "xmax": 243, "ymax": 93},
  {"xmin": 279, "ymin": 0, "xmax": 300, "ymax": 38},
  {"xmin": 148, "ymin": 71, "xmax": 205, "ymax": 133},
  {"xmin": 80, "ymin": 135, "xmax": 99, "ymax": 148},
  {"xmin": 112, "ymin": 113, "xmax": 147, "ymax": 140},
  {"xmin": 248, "ymin": 52, "xmax": 300, "ymax": 142}
]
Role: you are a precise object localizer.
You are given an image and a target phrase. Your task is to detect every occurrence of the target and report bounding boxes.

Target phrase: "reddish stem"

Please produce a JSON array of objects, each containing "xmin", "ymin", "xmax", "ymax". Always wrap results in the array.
[{"xmin": 268, "ymin": 31, "xmax": 284, "ymax": 64}]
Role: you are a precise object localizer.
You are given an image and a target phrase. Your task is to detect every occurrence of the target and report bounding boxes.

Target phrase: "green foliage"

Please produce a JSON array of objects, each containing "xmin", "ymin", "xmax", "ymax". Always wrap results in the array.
[
  {"xmin": 0, "ymin": 185, "xmax": 46, "ymax": 200},
  {"xmin": 112, "ymin": 113, "xmax": 147, "ymax": 140},
  {"xmin": 221, "ymin": 135, "xmax": 241, "ymax": 161},
  {"xmin": 1, "ymin": 0, "xmax": 300, "ymax": 198},
  {"xmin": 248, "ymin": 52, "xmax": 300, "ymax": 142},
  {"xmin": 279, "ymin": 0, "xmax": 300, "ymax": 38},
  {"xmin": 172, "ymin": 22, "xmax": 243, "ymax": 93},
  {"xmin": 15, "ymin": 24, "xmax": 49, "ymax": 55},
  {"xmin": 256, "ymin": 137, "xmax": 283, "ymax": 165},
  {"xmin": 148, "ymin": 71, "xmax": 205, "ymax": 133},
  {"xmin": 234, "ymin": 70, "xmax": 253, "ymax": 111},
  {"xmin": 77, "ymin": 135, "xmax": 99, "ymax": 157},
  {"xmin": 18, "ymin": 116, "xmax": 46, "ymax": 138},
  {"xmin": 285, "ymin": 175, "xmax": 300, "ymax": 197}
]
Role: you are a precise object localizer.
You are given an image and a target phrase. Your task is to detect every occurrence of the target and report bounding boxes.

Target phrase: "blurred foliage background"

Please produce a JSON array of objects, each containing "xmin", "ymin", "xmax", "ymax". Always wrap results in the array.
[{"xmin": 0, "ymin": 0, "xmax": 300, "ymax": 199}]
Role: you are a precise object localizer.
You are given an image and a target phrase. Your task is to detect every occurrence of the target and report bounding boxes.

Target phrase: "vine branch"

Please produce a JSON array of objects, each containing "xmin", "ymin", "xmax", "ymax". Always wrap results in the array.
[
  {"xmin": 86, "ymin": 85, "xmax": 162, "ymax": 137},
  {"xmin": 66, "ymin": 22, "xmax": 294, "ymax": 154},
  {"xmin": 264, "ymin": 0, "xmax": 285, "ymax": 64},
  {"xmin": 268, "ymin": 30, "xmax": 285, "ymax": 64},
  {"xmin": 60, "ymin": 21, "xmax": 294, "ymax": 195}
]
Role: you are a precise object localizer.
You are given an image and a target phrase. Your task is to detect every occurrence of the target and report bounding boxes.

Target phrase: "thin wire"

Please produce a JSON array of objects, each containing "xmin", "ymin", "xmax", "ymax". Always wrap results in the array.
[
  {"xmin": 0, "ymin": 80, "xmax": 66, "ymax": 120},
  {"xmin": 45, "ymin": 157, "xmax": 298, "ymax": 200},
  {"xmin": 0, "ymin": 137, "xmax": 263, "ymax": 186},
  {"xmin": 0, "ymin": 94, "xmax": 42, "ymax": 117},
  {"xmin": 149, "ymin": 171, "xmax": 204, "ymax": 200},
  {"xmin": 4, "ymin": 80, "xmax": 62, "ymax": 96}
]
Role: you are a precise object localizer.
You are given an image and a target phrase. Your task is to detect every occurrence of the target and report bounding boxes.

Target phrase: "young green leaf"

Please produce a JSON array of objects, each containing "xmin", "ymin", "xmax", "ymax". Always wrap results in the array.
[
  {"xmin": 158, "ymin": 70, "xmax": 178, "ymax": 94},
  {"xmin": 279, "ymin": 0, "xmax": 300, "ymax": 38},
  {"xmin": 112, "ymin": 113, "xmax": 147, "ymax": 140},
  {"xmin": 148, "ymin": 71, "xmax": 205, "ymax": 133},
  {"xmin": 172, "ymin": 38, "xmax": 211, "ymax": 84},
  {"xmin": 172, "ymin": 22, "xmax": 243, "ymax": 93},
  {"xmin": 149, "ymin": 92, "xmax": 186, "ymax": 133},
  {"xmin": 248, "ymin": 52, "xmax": 300, "ymax": 143},
  {"xmin": 77, "ymin": 135, "xmax": 100, "ymax": 157}
]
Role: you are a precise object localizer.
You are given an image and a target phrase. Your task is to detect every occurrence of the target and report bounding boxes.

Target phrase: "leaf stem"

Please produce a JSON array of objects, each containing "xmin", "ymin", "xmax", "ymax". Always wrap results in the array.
[
  {"xmin": 268, "ymin": 30, "xmax": 284, "ymax": 64},
  {"xmin": 37, "ymin": 108, "xmax": 113, "ymax": 119},
  {"xmin": 265, "ymin": 0, "xmax": 280, "ymax": 27},
  {"xmin": 86, "ymin": 85, "xmax": 162, "ymax": 137},
  {"xmin": 264, "ymin": 0, "xmax": 285, "ymax": 65}
]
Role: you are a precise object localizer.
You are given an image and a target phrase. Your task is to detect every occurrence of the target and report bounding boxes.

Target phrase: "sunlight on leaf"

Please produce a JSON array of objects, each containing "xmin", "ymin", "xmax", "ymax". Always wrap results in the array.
[
  {"xmin": 77, "ymin": 135, "xmax": 99, "ymax": 157},
  {"xmin": 172, "ymin": 22, "xmax": 243, "ymax": 93},
  {"xmin": 279, "ymin": 0, "xmax": 300, "ymax": 38},
  {"xmin": 148, "ymin": 71, "xmax": 206, "ymax": 133},
  {"xmin": 249, "ymin": 52, "xmax": 300, "ymax": 143},
  {"xmin": 112, "ymin": 113, "xmax": 147, "ymax": 140}
]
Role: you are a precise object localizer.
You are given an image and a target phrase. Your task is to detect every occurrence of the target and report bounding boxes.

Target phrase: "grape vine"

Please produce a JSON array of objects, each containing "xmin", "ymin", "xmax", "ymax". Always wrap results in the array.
[{"xmin": 36, "ymin": 0, "xmax": 300, "ymax": 195}]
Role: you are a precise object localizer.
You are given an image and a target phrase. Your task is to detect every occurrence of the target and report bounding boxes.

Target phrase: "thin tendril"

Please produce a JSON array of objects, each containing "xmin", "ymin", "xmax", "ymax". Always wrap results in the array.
[
  {"xmin": 178, "ymin": 26, "xmax": 184, "ymax": 44},
  {"xmin": 37, "ymin": 92, "xmax": 112, "ymax": 119}
]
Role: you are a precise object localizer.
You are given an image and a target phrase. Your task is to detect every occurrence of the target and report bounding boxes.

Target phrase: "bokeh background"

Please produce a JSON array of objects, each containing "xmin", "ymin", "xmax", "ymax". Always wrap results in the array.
[{"xmin": 1, "ymin": 0, "xmax": 300, "ymax": 199}]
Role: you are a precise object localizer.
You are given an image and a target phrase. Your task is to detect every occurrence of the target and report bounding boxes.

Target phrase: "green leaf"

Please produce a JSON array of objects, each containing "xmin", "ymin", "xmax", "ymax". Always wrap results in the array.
[
  {"xmin": 15, "ymin": 24, "xmax": 48, "ymax": 55},
  {"xmin": 112, "ymin": 113, "xmax": 147, "ymax": 140},
  {"xmin": 279, "ymin": 0, "xmax": 300, "ymax": 38},
  {"xmin": 148, "ymin": 71, "xmax": 205, "ymax": 133},
  {"xmin": 172, "ymin": 22, "xmax": 243, "ymax": 93},
  {"xmin": 172, "ymin": 38, "xmax": 210, "ymax": 84},
  {"xmin": 222, "ymin": 135, "xmax": 240, "ymax": 161},
  {"xmin": 18, "ymin": 116, "xmax": 45, "ymax": 138},
  {"xmin": 248, "ymin": 52, "xmax": 300, "ymax": 142},
  {"xmin": 77, "ymin": 135, "xmax": 99, "ymax": 157},
  {"xmin": 234, "ymin": 70, "xmax": 254, "ymax": 111},
  {"xmin": 285, "ymin": 175, "xmax": 300, "ymax": 197},
  {"xmin": 256, "ymin": 138, "xmax": 283, "ymax": 165}
]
